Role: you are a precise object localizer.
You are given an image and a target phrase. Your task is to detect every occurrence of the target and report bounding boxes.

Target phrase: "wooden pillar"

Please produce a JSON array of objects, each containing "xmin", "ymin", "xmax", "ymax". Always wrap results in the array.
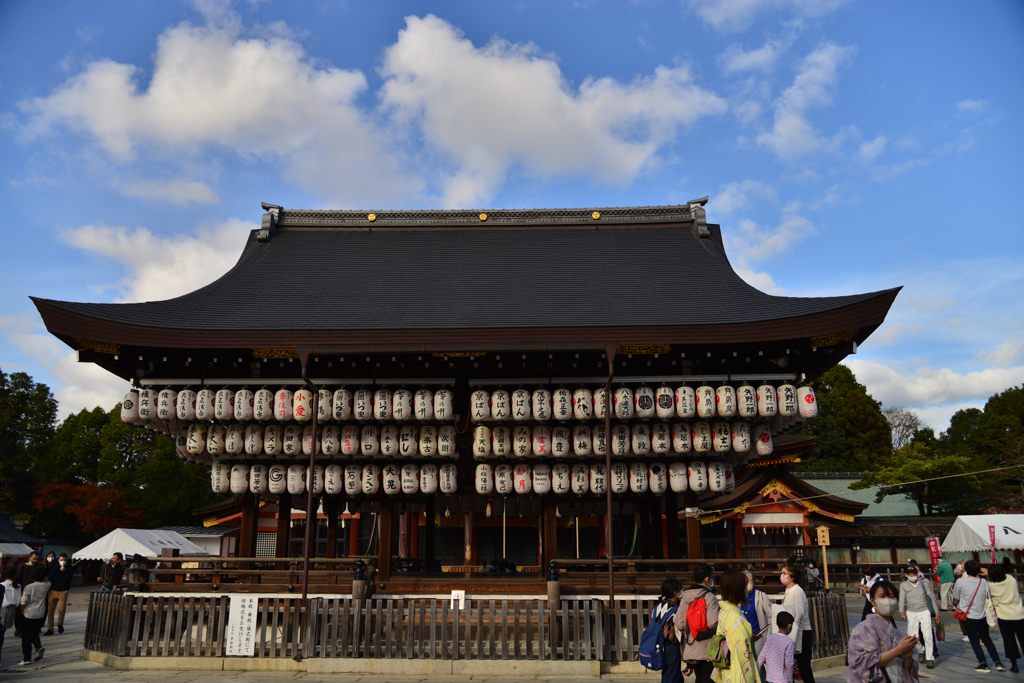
[
  {"xmin": 424, "ymin": 499, "xmax": 436, "ymax": 569},
  {"xmin": 542, "ymin": 498, "xmax": 558, "ymax": 569},
  {"xmin": 325, "ymin": 498, "xmax": 338, "ymax": 559},
  {"xmin": 733, "ymin": 518, "xmax": 745, "ymax": 562},
  {"xmin": 410, "ymin": 508, "xmax": 420, "ymax": 560},
  {"xmin": 665, "ymin": 505, "xmax": 681, "ymax": 561},
  {"xmin": 651, "ymin": 503, "xmax": 664, "ymax": 560},
  {"xmin": 239, "ymin": 491, "xmax": 257, "ymax": 559},
  {"xmin": 464, "ymin": 512, "xmax": 474, "ymax": 565},
  {"xmin": 398, "ymin": 510, "xmax": 409, "ymax": 559},
  {"xmin": 638, "ymin": 503, "xmax": 652, "ymax": 559},
  {"xmin": 684, "ymin": 492, "xmax": 701, "ymax": 565},
  {"xmin": 348, "ymin": 513, "xmax": 361, "ymax": 557},
  {"xmin": 379, "ymin": 500, "xmax": 393, "ymax": 581},
  {"xmin": 275, "ymin": 492, "xmax": 292, "ymax": 567},
  {"xmin": 662, "ymin": 514, "xmax": 669, "ymax": 559},
  {"xmin": 537, "ymin": 510, "xmax": 544, "ymax": 566},
  {"xmin": 598, "ymin": 515, "xmax": 608, "ymax": 559}
]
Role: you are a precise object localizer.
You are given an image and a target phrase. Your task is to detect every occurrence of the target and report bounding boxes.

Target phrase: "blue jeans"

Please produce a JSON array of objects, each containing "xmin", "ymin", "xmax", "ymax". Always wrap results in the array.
[{"xmin": 965, "ymin": 617, "xmax": 1001, "ymax": 666}]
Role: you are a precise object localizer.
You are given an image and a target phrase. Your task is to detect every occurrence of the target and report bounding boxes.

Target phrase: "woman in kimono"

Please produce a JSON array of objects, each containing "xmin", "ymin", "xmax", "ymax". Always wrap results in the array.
[
  {"xmin": 845, "ymin": 579, "xmax": 920, "ymax": 683},
  {"xmin": 712, "ymin": 569, "xmax": 758, "ymax": 683}
]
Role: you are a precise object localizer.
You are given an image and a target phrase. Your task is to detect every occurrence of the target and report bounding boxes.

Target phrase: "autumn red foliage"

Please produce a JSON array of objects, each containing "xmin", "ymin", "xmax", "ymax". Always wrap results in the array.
[{"xmin": 34, "ymin": 482, "xmax": 144, "ymax": 533}]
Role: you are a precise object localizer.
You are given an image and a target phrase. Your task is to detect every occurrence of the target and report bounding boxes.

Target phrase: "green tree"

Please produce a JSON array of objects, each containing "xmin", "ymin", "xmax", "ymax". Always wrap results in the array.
[
  {"xmin": 969, "ymin": 387, "xmax": 1024, "ymax": 511},
  {"xmin": 0, "ymin": 368, "xmax": 57, "ymax": 514}
]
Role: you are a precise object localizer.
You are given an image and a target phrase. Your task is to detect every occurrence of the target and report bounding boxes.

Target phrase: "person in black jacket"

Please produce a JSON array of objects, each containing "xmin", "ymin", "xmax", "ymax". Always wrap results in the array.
[
  {"xmin": 97, "ymin": 553, "xmax": 124, "ymax": 593},
  {"xmin": 44, "ymin": 554, "xmax": 74, "ymax": 635}
]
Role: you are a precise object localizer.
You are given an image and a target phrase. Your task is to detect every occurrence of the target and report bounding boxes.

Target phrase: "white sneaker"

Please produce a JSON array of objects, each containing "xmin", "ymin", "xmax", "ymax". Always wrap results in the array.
[{"xmin": 963, "ymin": 636, "xmax": 970, "ymax": 642}]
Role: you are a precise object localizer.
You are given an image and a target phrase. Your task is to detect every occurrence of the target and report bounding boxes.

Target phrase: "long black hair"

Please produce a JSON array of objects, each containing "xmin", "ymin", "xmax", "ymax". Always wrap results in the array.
[
  {"xmin": 1, "ymin": 565, "xmax": 18, "ymax": 588},
  {"xmin": 660, "ymin": 577, "xmax": 683, "ymax": 603}
]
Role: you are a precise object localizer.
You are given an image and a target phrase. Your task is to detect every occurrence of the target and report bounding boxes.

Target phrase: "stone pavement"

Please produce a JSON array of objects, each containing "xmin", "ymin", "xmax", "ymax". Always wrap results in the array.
[{"xmin": 1, "ymin": 590, "xmax": 1019, "ymax": 681}]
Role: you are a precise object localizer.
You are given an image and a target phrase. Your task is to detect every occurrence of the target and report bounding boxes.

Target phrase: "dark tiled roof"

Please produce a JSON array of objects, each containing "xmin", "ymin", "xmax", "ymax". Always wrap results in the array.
[
  {"xmin": 0, "ymin": 512, "xmax": 41, "ymax": 544},
  {"xmin": 33, "ymin": 210, "xmax": 897, "ymax": 332}
]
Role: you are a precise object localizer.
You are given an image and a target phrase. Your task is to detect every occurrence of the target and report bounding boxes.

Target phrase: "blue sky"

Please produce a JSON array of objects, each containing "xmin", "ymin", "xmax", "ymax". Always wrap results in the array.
[{"xmin": 1, "ymin": 0, "xmax": 1022, "ymax": 432}]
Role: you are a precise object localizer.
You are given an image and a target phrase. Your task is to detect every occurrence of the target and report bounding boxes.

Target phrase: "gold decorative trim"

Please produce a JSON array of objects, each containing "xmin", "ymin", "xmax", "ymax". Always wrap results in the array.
[
  {"xmin": 367, "ymin": 213, "xmax": 376, "ymax": 222},
  {"xmin": 479, "ymin": 213, "xmax": 488, "ymax": 221},
  {"xmin": 749, "ymin": 454, "xmax": 803, "ymax": 468},
  {"xmin": 431, "ymin": 352, "xmax": 488, "ymax": 357},
  {"xmin": 810, "ymin": 328, "xmax": 860, "ymax": 347},
  {"xmin": 616, "ymin": 344, "xmax": 672, "ymax": 355},
  {"xmin": 592, "ymin": 211, "xmax": 601, "ymax": 220},
  {"xmin": 251, "ymin": 348, "xmax": 299, "ymax": 359},
  {"xmin": 73, "ymin": 337, "xmax": 120, "ymax": 354}
]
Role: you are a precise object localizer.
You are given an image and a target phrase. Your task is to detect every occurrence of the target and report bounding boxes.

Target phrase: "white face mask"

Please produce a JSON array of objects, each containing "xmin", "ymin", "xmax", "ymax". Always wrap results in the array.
[
  {"xmin": 59, "ymin": 560, "xmax": 66, "ymax": 567},
  {"xmin": 873, "ymin": 597, "xmax": 898, "ymax": 617},
  {"xmin": 908, "ymin": 576, "xmax": 918, "ymax": 583}
]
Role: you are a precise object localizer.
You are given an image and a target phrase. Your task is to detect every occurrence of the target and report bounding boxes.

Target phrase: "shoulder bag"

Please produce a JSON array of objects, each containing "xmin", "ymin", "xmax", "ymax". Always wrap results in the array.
[{"xmin": 953, "ymin": 579, "xmax": 982, "ymax": 622}]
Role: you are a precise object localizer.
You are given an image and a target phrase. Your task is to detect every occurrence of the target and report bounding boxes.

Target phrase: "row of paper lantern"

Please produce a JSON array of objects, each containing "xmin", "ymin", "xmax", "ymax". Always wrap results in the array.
[
  {"xmin": 210, "ymin": 459, "xmax": 735, "ymax": 497},
  {"xmin": 123, "ymin": 384, "xmax": 818, "ymax": 428}
]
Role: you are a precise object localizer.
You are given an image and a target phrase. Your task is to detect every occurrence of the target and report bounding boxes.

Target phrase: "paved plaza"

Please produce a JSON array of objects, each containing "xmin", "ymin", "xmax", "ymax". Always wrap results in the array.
[{"xmin": 1, "ymin": 588, "xmax": 1018, "ymax": 681}]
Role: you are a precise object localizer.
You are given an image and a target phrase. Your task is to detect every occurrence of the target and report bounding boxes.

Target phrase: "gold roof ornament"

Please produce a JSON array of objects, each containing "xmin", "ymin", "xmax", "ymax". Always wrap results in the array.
[
  {"xmin": 592, "ymin": 211, "xmax": 601, "ymax": 220},
  {"xmin": 479, "ymin": 213, "xmax": 487, "ymax": 221},
  {"xmin": 367, "ymin": 213, "xmax": 376, "ymax": 222}
]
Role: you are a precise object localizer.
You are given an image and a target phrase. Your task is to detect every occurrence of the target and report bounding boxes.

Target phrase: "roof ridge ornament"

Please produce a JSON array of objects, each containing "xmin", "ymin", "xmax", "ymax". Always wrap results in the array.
[
  {"xmin": 257, "ymin": 203, "xmax": 282, "ymax": 243},
  {"xmin": 689, "ymin": 196, "xmax": 709, "ymax": 239}
]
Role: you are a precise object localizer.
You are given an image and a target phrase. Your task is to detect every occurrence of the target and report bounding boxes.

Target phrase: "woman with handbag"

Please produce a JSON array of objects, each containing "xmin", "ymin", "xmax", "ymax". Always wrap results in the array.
[
  {"xmin": 845, "ymin": 579, "xmax": 920, "ymax": 683},
  {"xmin": 951, "ymin": 559, "xmax": 1004, "ymax": 673},
  {"xmin": 710, "ymin": 569, "xmax": 758, "ymax": 683},
  {"xmin": 986, "ymin": 564, "xmax": 1024, "ymax": 673}
]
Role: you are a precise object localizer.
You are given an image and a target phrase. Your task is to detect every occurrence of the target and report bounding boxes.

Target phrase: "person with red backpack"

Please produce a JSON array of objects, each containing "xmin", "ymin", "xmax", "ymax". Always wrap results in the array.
[{"xmin": 674, "ymin": 563, "xmax": 720, "ymax": 683}]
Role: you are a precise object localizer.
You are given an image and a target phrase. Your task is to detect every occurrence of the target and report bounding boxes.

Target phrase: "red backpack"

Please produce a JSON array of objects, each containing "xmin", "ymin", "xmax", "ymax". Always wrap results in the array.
[{"xmin": 685, "ymin": 589, "xmax": 712, "ymax": 641}]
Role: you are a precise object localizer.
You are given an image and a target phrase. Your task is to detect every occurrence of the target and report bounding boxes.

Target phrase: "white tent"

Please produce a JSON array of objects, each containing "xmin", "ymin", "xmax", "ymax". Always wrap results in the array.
[
  {"xmin": 940, "ymin": 515, "xmax": 1024, "ymax": 552},
  {"xmin": 73, "ymin": 528, "xmax": 207, "ymax": 561},
  {"xmin": 0, "ymin": 542, "xmax": 33, "ymax": 558}
]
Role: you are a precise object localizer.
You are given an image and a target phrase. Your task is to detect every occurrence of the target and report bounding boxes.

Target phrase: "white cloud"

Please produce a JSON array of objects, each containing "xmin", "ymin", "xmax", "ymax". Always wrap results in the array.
[
  {"xmin": 734, "ymin": 100, "xmax": 763, "ymax": 125},
  {"xmin": 116, "ymin": 178, "xmax": 220, "ymax": 204},
  {"xmin": 722, "ymin": 209, "xmax": 815, "ymax": 293},
  {"xmin": 845, "ymin": 358, "xmax": 1024, "ymax": 408},
  {"xmin": 60, "ymin": 219, "xmax": 253, "ymax": 303},
  {"xmin": 713, "ymin": 179, "xmax": 777, "ymax": 214},
  {"xmin": 978, "ymin": 339, "xmax": 1024, "ymax": 368},
  {"xmin": 378, "ymin": 15, "xmax": 727, "ymax": 207},
  {"xmin": 956, "ymin": 99, "xmax": 989, "ymax": 115},
  {"xmin": 756, "ymin": 43, "xmax": 855, "ymax": 159},
  {"xmin": 686, "ymin": 0, "xmax": 851, "ymax": 33},
  {"xmin": 718, "ymin": 41, "xmax": 781, "ymax": 74},
  {"xmin": 858, "ymin": 135, "xmax": 887, "ymax": 163}
]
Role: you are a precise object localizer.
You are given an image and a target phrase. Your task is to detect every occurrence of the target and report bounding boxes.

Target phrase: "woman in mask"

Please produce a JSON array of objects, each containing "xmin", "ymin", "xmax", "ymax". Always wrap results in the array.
[
  {"xmin": 740, "ymin": 570, "xmax": 772, "ymax": 657},
  {"xmin": 41, "ymin": 552, "xmax": 56, "ymax": 573},
  {"xmin": 987, "ymin": 564, "xmax": 1024, "ymax": 673},
  {"xmin": 859, "ymin": 566, "xmax": 882, "ymax": 621},
  {"xmin": 846, "ymin": 579, "xmax": 920, "ymax": 683},
  {"xmin": 780, "ymin": 563, "xmax": 815, "ymax": 683}
]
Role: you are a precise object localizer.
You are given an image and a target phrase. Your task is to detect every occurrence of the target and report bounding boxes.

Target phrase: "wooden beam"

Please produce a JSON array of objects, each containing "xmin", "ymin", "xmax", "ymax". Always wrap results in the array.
[
  {"xmin": 275, "ymin": 493, "xmax": 291, "ymax": 569},
  {"xmin": 325, "ymin": 498, "xmax": 338, "ymax": 559},
  {"xmin": 424, "ymin": 499, "xmax": 435, "ymax": 568},
  {"xmin": 378, "ymin": 500, "xmax": 393, "ymax": 581}
]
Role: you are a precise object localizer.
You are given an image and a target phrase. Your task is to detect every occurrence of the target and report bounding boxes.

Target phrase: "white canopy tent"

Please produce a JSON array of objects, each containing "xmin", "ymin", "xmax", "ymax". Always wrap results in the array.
[
  {"xmin": 0, "ymin": 542, "xmax": 33, "ymax": 558},
  {"xmin": 940, "ymin": 515, "xmax": 1024, "ymax": 553},
  {"xmin": 72, "ymin": 528, "xmax": 206, "ymax": 561}
]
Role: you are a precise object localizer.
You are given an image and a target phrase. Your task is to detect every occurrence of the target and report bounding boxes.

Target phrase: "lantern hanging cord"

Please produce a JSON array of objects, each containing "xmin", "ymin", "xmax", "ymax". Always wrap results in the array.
[{"xmin": 700, "ymin": 463, "xmax": 1024, "ymax": 519}]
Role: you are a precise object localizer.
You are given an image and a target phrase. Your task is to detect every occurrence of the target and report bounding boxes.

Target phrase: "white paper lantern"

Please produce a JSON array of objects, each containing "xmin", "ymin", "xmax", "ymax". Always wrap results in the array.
[
  {"xmin": 373, "ymin": 389, "xmax": 392, "ymax": 421},
  {"xmin": 688, "ymin": 461, "xmax": 708, "ymax": 492},
  {"xmin": 264, "ymin": 424, "xmax": 282, "ymax": 456},
  {"xmin": 382, "ymin": 464, "xmax": 401, "ymax": 496},
  {"xmin": 552, "ymin": 387, "xmax": 572, "ymax": 421},
  {"xmin": 301, "ymin": 425, "xmax": 320, "ymax": 456},
  {"xmin": 333, "ymin": 389, "xmax": 353, "ymax": 421},
  {"xmin": 631, "ymin": 424, "xmax": 651, "ymax": 456},
  {"xmin": 590, "ymin": 464, "xmax": 607, "ymax": 495},
  {"xmin": 797, "ymin": 386, "xmax": 818, "ymax": 418},
  {"xmin": 353, "ymin": 389, "xmax": 372, "ymax": 421},
  {"xmin": 245, "ymin": 424, "xmax": 264, "ymax": 456},
  {"xmin": 491, "ymin": 426, "xmax": 511, "ymax": 457},
  {"xmin": 490, "ymin": 389, "xmax": 510, "ymax": 420},
  {"xmin": 344, "ymin": 465, "xmax": 361, "ymax": 496},
  {"xmin": 217, "ymin": 389, "xmax": 236, "ymax": 421},
  {"xmin": 399, "ymin": 425, "xmax": 419, "ymax": 458},
  {"xmin": 439, "ymin": 463, "xmax": 458, "ymax": 493},
  {"xmin": 592, "ymin": 424, "xmax": 607, "ymax": 456},
  {"xmin": 322, "ymin": 425, "xmax": 340, "ymax": 456},
  {"xmin": 691, "ymin": 422, "xmax": 712, "ymax": 453},
  {"xmin": 716, "ymin": 386, "xmax": 737, "ymax": 418},
  {"xmin": 532, "ymin": 425, "xmax": 551, "ymax": 456},
  {"xmin": 614, "ymin": 387, "xmax": 634, "ymax": 419},
  {"xmin": 317, "ymin": 389, "xmax": 333, "ymax": 422},
  {"xmin": 138, "ymin": 389, "xmax": 157, "ymax": 423},
  {"xmin": 550, "ymin": 425, "xmax": 571, "ymax": 458},
  {"xmin": 361, "ymin": 425, "xmax": 380, "ymax": 457},
  {"xmin": 675, "ymin": 386, "xmax": 696, "ymax": 419},
  {"xmin": 473, "ymin": 425, "xmax": 492, "ymax": 458},
  {"xmin": 325, "ymin": 464, "xmax": 343, "ymax": 495},
  {"xmin": 755, "ymin": 427, "xmax": 774, "ymax": 456},
  {"xmin": 274, "ymin": 389, "xmax": 293, "ymax": 422},
  {"xmin": 282, "ymin": 425, "xmax": 301, "ymax": 456},
  {"xmin": 340, "ymin": 425, "xmax": 360, "ymax": 456},
  {"xmin": 250, "ymin": 464, "xmax": 268, "ymax": 494},
  {"xmin": 572, "ymin": 464, "xmax": 589, "ymax": 495},
  {"xmin": 736, "ymin": 384, "xmax": 757, "ymax": 419},
  {"xmin": 712, "ymin": 422, "xmax": 731, "ymax": 453},
  {"xmin": 234, "ymin": 389, "xmax": 254, "ymax": 422},
  {"xmin": 533, "ymin": 463, "xmax": 552, "ymax": 494},
  {"xmin": 305, "ymin": 465, "xmax": 324, "ymax": 494},
  {"xmin": 378, "ymin": 424, "xmax": 398, "ymax": 457},
  {"xmin": 177, "ymin": 389, "xmax": 197, "ymax": 421},
  {"xmin": 495, "ymin": 465, "xmax": 514, "ymax": 495},
  {"xmin": 724, "ymin": 463, "xmax": 735, "ymax": 491},
  {"xmin": 695, "ymin": 385, "xmax": 715, "ymax": 419},
  {"xmin": 573, "ymin": 388, "xmax": 593, "ymax": 420},
  {"xmin": 593, "ymin": 387, "xmax": 608, "ymax": 420},
  {"xmin": 207, "ymin": 424, "xmax": 226, "ymax": 455},
  {"xmin": 511, "ymin": 389, "xmax": 531, "ymax": 421},
  {"xmin": 361, "ymin": 464, "xmax": 380, "ymax": 495},
  {"xmin": 513, "ymin": 425, "xmax": 531, "ymax": 457},
  {"xmin": 287, "ymin": 464, "xmax": 305, "ymax": 495},
  {"xmin": 268, "ymin": 464, "xmax": 287, "ymax": 495},
  {"xmin": 470, "ymin": 390, "xmax": 490, "ymax": 421},
  {"xmin": 610, "ymin": 462, "xmax": 629, "ymax": 494},
  {"xmin": 725, "ymin": 423, "xmax": 748, "ymax": 454},
  {"xmin": 648, "ymin": 463, "xmax": 668, "ymax": 494},
  {"xmin": 655, "ymin": 386, "xmax": 675, "ymax": 420},
  {"xmin": 573, "ymin": 425, "xmax": 592, "ymax": 456},
  {"xmin": 211, "ymin": 462, "xmax": 229, "ymax": 493},
  {"xmin": 401, "ymin": 464, "xmax": 420, "ymax": 494},
  {"xmin": 224, "ymin": 421, "xmax": 243, "ymax": 454},
  {"xmin": 438, "ymin": 425, "xmax": 457, "ymax": 458},
  {"xmin": 514, "ymin": 464, "xmax": 532, "ymax": 494},
  {"xmin": 777, "ymin": 384, "xmax": 798, "ymax": 417},
  {"xmin": 414, "ymin": 389, "xmax": 433, "ymax": 421},
  {"xmin": 196, "ymin": 389, "xmax": 215, "ymax": 421},
  {"xmin": 192, "ymin": 423, "xmax": 216, "ymax": 455},
  {"xmin": 419, "ymin": 425, "xmax": 438, "ymax": 456},
  {"xmin": 476, "ymin": 463, "xmax": 494, "ymax": 495},
  {"xmin": 552, "ymin": 463, "xmax": 571, "ymax": 494},
  {"xmin": 120, "ymin": 391, "xmax": 140, "ymax": 424},
  {"xmin": 433, "ymin": 389, "xmax": 454, "ymax": 421},
  {"xmin": 706, "ymin": 461, "xmax": 726, "ymax": 492},
  {"xmin": 634, "ymin": 385, "xmax": 655, "ymax": 419},
  {"xmin": 651, "ymin": 423, "xmax": 671, "ymax": 454},
  {"xmin": 254, "ymin": 389, "xmax": 274, "ymax": 421},
  {"xmin": 629, "ymin": 463, "xmax": 648, "ymax": 493},
  {"xmin": 669, "ymin": 462, "xmax": 688, "ymax": 492},
  {"xmin": 532, "ymin": 388, "xmax": 552, "ymax": 422},
  {"xmin": 157, "ymin": 389, "xmax": 177, "ymax": 421},
  {"xmin": 392, "ymin": 389, "xmax": 412, "ymax": 422},
  {"xmin": 420, "ymin": 463, "xmax": 438, "ymax": 494},
  {"xmin": 757, "ymin": 384, "xmax": 777, "ymax": 418},
  {"xmin": 612, "ymin": 424, "xmax": 630, "ymax": 456}
]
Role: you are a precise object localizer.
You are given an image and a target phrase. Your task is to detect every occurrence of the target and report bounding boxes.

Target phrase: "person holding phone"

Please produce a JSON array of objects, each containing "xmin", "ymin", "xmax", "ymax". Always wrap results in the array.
[{"xmin": 845, "ymin": 580, "xmax": 920, "ymax": 682}]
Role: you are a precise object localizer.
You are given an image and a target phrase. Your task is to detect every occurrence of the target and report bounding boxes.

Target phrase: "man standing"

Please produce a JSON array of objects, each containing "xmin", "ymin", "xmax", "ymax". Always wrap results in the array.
[
  {"xmin": 97, "ymin": 553, "xmax": 124, "ymax": 593},
  {"xmin": 44, "ymin": 553, "xmax": 73, "ymax": 635},
  {"xmin": 899, "ymin": 566, "xmax": 940, "ymax": 669},
  {"xmin": 15, "ymin": 552, "xmax": 39, "ymax": 589},
  {"xmin": 935, "ymin": 555, "xmax": 955, "ymax": 611},
  {"xmin": 674, "ymin": 564, "xmax": 720, "ymax": 683}
]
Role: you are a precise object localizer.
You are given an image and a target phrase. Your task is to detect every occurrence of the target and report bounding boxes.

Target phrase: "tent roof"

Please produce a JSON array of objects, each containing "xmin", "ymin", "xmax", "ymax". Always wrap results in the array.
[
  {"xmin": 0, "ymin": 542, "xmax": 33, "ymax": 557},
  {"xmin": 940, "ymin": 515, "xmax": 1024, "ymax": 552},
  {"xmin": 72, "ymin": 528, "xmax": 206, "ymax": 561}
]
